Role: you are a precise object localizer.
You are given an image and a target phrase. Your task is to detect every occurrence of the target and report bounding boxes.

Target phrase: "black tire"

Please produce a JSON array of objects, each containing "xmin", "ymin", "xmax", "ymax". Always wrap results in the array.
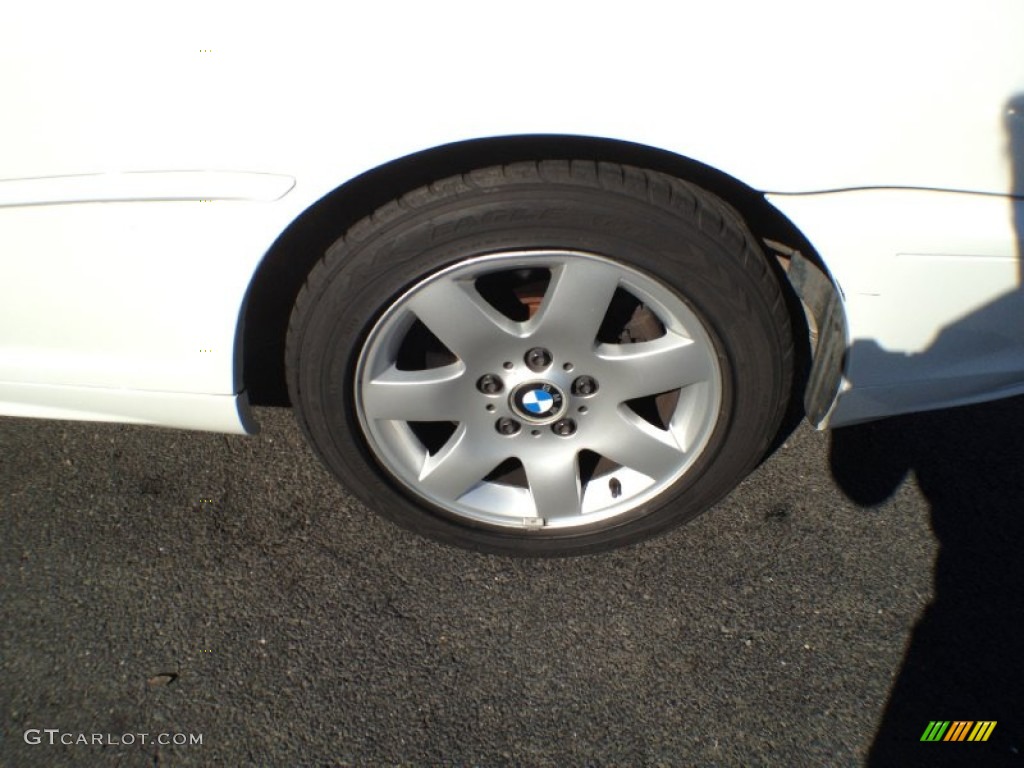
[{"xmin": 286, "ymin": 161, "xmax": 792, "ymax": 556}]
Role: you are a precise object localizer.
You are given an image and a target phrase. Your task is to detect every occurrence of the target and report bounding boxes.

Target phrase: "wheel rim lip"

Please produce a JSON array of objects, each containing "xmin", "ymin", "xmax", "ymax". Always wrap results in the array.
[{"xmin": 354, "ymin": 249, "xmax": 723, "ymax": 532}]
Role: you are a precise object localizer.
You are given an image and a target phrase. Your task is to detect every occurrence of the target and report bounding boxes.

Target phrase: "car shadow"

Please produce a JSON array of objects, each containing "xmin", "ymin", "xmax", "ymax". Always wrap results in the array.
[
  {"xmin": 831, "ymin": 394, "xmax": 1024, "ymax": 764},
  {"xmin": 830, "ymin": 94, "xmax": 1024, "ymax": 765}
]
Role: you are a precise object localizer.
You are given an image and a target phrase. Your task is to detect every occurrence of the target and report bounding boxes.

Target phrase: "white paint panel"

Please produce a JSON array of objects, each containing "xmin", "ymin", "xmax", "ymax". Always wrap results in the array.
[
  {"xmin": 875, "ymin": 254, "xmax": 1020, "ymax": 355},
  {"xmin": 0, "ymin": 199, "xmax": 303, "ymax": 394},
  {"xmin": 770, "ymin": 190, "xmax": 1024, "ymax": 425},
  {"xmin": 0, "ymin": 2, "xmax": 1022, "ymax": 432},
  {"xmin": 2, "ymin": 2, "xmax": 1022, "ymax": 198},
  {"xmin": 0, "ymin": 171, "xmax": 295, "ymax": 207},
  {"xmin": 0, "ymin": 382, "xmax": 254, "ymax": 434}
]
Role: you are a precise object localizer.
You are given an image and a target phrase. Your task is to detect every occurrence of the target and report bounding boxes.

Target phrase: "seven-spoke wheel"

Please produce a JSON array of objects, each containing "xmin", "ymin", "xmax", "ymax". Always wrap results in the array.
[
  {"xmin": 356, "ymin": 250, "xmax": 722, "ymax": 531},
  {"xmin": 287, "ymin": 161, "xmax": 792, "ymax": 555}
]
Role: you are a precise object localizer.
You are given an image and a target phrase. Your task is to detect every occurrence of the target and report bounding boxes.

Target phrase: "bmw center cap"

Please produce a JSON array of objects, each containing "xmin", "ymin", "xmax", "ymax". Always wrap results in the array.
[{"xmin": 511, "ymin": 381, "xmax": 566, "ymax": 423}]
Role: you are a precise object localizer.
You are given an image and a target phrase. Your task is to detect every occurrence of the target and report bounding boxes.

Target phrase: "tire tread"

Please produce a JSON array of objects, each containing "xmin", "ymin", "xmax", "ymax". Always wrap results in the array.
[{"xmin": 285, "ymin": 160, "xmax": 793, "ymax": 554}]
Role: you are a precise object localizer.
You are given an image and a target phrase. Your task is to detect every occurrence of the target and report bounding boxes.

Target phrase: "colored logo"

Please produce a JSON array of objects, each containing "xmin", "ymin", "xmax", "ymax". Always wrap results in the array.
[
  {"xmin": 920, "ymin": 721, "xmax": 997, "ymax": 742},
  {"xmin": 522, "ymin": 388, "xmax": 555, "ymax": 414},
  {"xmin": 511, "ymin": 382, "xmax": 565, "ymax": 422}
]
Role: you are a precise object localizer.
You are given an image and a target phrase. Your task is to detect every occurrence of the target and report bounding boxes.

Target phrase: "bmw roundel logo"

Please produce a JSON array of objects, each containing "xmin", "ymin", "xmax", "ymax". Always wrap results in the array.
[
  {"xmin": 511, "ymin": 381, "xmax": 566, "ymax": 422},
  {"xmin": 521, "ymin": 388, "xmax": 555, "ymax": 415}
]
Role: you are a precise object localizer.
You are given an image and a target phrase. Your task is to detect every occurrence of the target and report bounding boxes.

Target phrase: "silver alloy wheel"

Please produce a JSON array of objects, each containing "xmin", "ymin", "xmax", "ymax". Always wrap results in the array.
[
  {"xmin": 355, "ymin": 250, "xmax": 723, "ymax": 530},
  {"xmin": 289, "ymin": 161, "xmax": 793, "ymax": 554}
]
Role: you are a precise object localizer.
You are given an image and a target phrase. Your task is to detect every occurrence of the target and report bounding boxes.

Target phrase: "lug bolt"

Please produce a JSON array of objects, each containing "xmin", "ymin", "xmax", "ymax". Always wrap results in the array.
[
  {"xmin": 525, "ymin": 347, "xmax": 553, "ymax": 372},
  {"xmin": 477, "ymin": 374, "xmax": 503, "ymax": 394},
  {"xmin": 572, "ymin": 376, "xmax": 598, "ymax": 396},
  {"xmin": 496, "ymin": 418, "xmax": 521, "ymax": 436},
  {"xmin": 551, "ymin": 418, "xmax": 576, "ymax": 437}
]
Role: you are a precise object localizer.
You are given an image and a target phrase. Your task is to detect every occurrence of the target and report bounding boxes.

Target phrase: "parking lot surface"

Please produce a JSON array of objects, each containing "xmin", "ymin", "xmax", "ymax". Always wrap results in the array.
[{"xmin": 2, "ymin": 398, "xmax": 1022, "ymax": 766}]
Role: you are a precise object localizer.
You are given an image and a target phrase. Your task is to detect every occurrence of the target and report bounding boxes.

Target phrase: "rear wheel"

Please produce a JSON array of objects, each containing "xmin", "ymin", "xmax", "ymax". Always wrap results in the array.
[{"xmin": 287, "ymin": 161, "xmax": 792, "ymax": 555}]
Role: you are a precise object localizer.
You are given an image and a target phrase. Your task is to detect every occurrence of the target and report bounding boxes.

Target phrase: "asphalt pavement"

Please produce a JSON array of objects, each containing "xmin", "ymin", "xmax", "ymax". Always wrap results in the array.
[{"xmin": 2, "ymin": 398, "xmax": 1022, "ymax": 767}]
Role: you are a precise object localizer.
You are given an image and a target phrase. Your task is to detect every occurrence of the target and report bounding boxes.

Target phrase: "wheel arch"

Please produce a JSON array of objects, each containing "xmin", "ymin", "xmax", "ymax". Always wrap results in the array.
[{"xmin": 242, "ymin": 135, "xmax": 829, "ymax": 412}]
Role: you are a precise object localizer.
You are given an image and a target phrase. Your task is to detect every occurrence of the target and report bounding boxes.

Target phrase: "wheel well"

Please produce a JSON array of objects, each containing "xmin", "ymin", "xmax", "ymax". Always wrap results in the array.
[{"xmin": 242, "ymin": 135, "xmax": 819, "ymax": 407}]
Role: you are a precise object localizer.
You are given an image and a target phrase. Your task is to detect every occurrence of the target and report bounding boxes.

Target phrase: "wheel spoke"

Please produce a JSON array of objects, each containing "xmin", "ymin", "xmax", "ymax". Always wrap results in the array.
[
  {"xmin": 362, "ymin": 363, "xmax": 466, "ymax": 421},
  {"xmin": 598, "ymin": 333, "xmax": 713, "ymax": 400},
  {"xmin": 589, "ymin": 412, "xmax": 687, "ymax": 481},
  {"xmin": 406, "ymin": 277, "xmax": 518, "ymax": 360},
  {"xmin": 417, "ymin": 426, "xmax": 501, "ymax": 501},
  {"xmin": 521, "ymin": 451, "xmax": 583, "ymax": 519},
  {"xmin": 354, "ymin": 248, "xmax": 724, "ymax": 533},
  {"xmin": 530, "ymin": 259, "xmax": 621, "ymax": 348}
]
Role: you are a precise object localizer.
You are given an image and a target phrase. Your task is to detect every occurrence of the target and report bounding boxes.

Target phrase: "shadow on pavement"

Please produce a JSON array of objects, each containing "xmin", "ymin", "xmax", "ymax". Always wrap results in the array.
[{"xmin": 831, "ymin": 395, "xmax": 1024, "ymax": 765}]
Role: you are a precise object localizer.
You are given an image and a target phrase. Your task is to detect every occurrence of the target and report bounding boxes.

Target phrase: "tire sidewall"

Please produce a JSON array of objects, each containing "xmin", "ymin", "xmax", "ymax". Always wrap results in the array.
[{"xmin": 290, "ymin": 170, "xmax": 787, "ymax": 555}]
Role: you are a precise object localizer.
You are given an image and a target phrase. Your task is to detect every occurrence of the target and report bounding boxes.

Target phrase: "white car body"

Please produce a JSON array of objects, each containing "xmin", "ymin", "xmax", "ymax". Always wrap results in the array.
[{"xmin": 2, "ymin": 1, "xmax": 1022, "ymax": 434}]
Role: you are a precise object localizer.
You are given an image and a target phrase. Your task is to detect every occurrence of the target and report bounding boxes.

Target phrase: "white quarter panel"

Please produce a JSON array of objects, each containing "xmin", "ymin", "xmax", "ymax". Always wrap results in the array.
[
  {"xmin": 0, "ymin": 197, "xmax": 303, "ymax": 394},
  {"xmin": 1, "ymin": 2, "xmax": 1022, "ymax": 432},
  {"xmin": 0, "ymin": 382, "xmax": 255, "ymax": 434},
  {"xmin": 0, "ymin": 171, "xmax": 294, "ymax": 207},
  {"xmin": 2, "ymin": 2, "xmax": 1022, "ymax": 198},
  {"xmin": 769, "ymin": 191, "xmax": 1024, "ymax": 426}
]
